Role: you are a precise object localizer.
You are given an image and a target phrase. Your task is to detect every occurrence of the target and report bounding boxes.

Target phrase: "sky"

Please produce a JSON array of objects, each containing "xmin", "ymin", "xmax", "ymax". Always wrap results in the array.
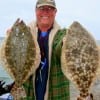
[{"xmin": 0, "ymin": 0, "xmax": 100, "ymax": 40}]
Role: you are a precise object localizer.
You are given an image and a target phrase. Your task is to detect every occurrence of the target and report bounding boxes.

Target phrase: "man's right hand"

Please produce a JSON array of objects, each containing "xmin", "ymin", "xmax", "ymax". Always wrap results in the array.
[{"xmin": 6, "ymin": 28, "xmax": 12, "ymax": 36}]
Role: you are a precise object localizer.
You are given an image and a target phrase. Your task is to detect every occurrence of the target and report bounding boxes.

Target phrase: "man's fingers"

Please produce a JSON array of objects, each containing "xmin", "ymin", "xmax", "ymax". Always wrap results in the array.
[{"xmin": 6, "ymin": 28, "xmax": 12, "ymax": 36}]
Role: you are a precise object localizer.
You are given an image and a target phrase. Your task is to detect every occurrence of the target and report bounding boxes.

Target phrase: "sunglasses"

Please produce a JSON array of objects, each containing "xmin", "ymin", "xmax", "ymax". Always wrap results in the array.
[{"xmin": 37, "ymin": 6, "xmax": 55, "ymax": 12}]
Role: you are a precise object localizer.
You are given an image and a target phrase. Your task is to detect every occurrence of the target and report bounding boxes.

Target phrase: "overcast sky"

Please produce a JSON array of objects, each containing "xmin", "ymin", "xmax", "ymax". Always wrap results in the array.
[{"xmin": 0, "ymin": 0, "xmax": 100, "ymax": 40}]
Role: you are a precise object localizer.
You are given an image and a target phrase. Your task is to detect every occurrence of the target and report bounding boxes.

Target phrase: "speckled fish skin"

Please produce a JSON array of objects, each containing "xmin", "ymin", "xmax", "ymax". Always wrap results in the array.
[
  {"xmin": 61, "ymin": 21, "xmax": 99, "ymax": 100},
  {"xmin": 4, "ymin": 19, "xmax": 38, "ymax": 87},
  {"xmin": 0, "ymin": 19, "xmax": 40, "ymax": 99}
]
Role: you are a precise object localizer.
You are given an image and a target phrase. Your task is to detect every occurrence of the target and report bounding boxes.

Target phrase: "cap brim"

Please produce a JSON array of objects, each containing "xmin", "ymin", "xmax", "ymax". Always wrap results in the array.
[{"xmin": 36, "ymin": 3, "xmax": 56, "ymax": 9}]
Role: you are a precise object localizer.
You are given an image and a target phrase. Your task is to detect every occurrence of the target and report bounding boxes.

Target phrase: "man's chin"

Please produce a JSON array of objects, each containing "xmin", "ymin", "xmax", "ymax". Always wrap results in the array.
[{"xmin": 41, "ymin": 22, "xmax": 49, "ymax": 26}]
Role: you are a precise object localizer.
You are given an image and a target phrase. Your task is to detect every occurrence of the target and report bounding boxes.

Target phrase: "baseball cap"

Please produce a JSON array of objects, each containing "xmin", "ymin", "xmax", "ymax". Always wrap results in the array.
[{"xmin": 36, "ymin": 0, "xmax": 56, "ymax": 9}]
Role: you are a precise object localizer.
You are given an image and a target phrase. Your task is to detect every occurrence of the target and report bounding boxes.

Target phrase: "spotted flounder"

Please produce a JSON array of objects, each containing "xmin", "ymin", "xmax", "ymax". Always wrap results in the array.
[
  {"xmin": 61, "ymin": 21, "xmax": 99, "ymax": 100},
  {"xmin": 0, "ymin": 19, "xmax": 40, "ymax": 87}
]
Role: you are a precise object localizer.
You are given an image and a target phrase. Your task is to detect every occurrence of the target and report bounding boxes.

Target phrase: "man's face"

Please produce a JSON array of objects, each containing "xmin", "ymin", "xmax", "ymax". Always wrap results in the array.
[{"xmin": 36, "ymin": 6, "xmax": 57, "ymax": 27}]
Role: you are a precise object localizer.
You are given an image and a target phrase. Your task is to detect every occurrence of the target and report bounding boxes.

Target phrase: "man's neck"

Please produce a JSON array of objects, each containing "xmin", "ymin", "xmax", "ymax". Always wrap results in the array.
[{"xmin": 38, "ymin": 24, "xmax": 52, "ymax": 32}]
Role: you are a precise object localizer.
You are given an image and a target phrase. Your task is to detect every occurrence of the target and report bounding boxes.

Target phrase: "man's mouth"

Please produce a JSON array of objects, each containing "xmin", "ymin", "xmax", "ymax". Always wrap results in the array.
[{"xmin": 41, "ymin": 16, "xmax": 49, "ymax": 19}]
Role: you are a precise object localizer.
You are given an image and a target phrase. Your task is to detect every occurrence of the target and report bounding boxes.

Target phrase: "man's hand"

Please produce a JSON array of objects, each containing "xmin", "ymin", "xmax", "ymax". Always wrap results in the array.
[
  {"xmin": 77, "ymin": 93, "xmax": 93, "ymax": 100},
  {"xmin": 86, "ymin": 93, "xmax": 93, "ymax": 100},
  {"xmin": 6, "ymin": 28, "xmax": 12, "ymax": 36}
]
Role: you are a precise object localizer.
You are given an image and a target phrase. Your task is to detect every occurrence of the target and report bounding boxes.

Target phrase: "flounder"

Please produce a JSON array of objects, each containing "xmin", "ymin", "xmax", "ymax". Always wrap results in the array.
[
  {"xmin": 61, "ymin": 21, "xmax": 99, "ymax": 100},
  {"xmin": 0, "ymin": 19, "xmax": 40, "ymax": 99}
]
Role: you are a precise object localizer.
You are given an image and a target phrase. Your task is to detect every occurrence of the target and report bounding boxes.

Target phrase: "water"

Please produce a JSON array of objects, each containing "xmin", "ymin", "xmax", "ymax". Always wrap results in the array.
[
  {"xmin": 0, "ymin": 65, "xmax": 13, "ymax": 85},
  {"xmin": 0, "ymin": 37, "xmax": 14, "ymax": 85}
]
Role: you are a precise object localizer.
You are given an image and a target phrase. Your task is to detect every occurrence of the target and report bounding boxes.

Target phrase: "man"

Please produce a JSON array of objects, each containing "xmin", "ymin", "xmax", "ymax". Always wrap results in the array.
[{"xmin": 23, "ymin": 0, "xmax": 70, "ymax": 100}]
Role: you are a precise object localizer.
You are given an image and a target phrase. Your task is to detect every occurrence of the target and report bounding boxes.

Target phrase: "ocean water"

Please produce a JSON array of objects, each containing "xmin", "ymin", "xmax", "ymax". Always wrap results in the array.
[
  {"xmin": 0, "ymin": 37, "xmax": 100, "ymax": 85},
  {"xmin": 0, "ymin": 37, "xmax": 14, "ymax": 85}
]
